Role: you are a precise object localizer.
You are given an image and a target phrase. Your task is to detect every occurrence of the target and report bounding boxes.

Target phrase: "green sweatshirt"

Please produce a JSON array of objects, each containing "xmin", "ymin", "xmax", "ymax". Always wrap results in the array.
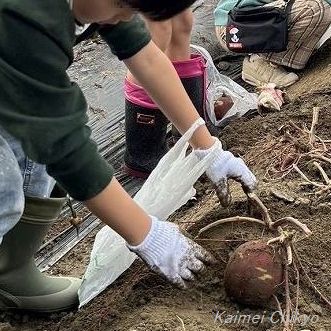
[
  {"xmin": 214, "ymin": 0, "xmax": 331, "ymax": 26},
  {"xmin": 0, "ymin": 0, "xmax": 151, "ymax": 201}
]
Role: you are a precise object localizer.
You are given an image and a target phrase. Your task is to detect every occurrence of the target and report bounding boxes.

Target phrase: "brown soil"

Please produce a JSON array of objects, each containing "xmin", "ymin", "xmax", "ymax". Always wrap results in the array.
[{"xmin": 2, "ymin": 43, "xmax": 331, "ymax": 331}]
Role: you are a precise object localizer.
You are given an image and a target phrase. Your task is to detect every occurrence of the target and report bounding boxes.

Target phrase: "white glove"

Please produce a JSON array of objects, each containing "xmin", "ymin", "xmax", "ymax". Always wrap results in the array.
[
  {"xmin": 195, "ymin": 138, "xmax": 256, "ymax": 206},
  {"xmin": 127, "ymin": 216, "xmax": 214, "ymax": 288}
]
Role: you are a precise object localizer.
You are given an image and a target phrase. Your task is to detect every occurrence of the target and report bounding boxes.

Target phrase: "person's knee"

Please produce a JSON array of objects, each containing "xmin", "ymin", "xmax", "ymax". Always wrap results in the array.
[
  {"xmin": 296, "ymin": 0, "xmax": 331, "ymax": 25},
  {"xmin": 170, "ymin": 10, "xmax": 193, "ymax": 47},
  {"xmin": 147, "ymin": 19, "xmax": 172, "ymax": 52},
  {"xmin": 317, "ymin": 0, "xmax": 331, "ymax": 25},
  {"xmin": 172, "ymin": 10, "xmax": 193, "ymax": 37}
]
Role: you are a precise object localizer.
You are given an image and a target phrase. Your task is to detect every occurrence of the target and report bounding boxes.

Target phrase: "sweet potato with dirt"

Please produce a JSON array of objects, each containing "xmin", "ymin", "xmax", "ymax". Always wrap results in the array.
[
  {"xmin": 224, "ymin": 240, "xmax": 283, "ymax": 307},
  {"xmin": 214, "ymin": 95, "xmax": 234, "ymax": 120}
]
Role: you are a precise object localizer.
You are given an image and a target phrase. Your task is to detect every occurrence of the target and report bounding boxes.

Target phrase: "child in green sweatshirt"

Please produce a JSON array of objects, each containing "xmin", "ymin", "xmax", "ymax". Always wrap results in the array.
[{"xmin": 0, "ymin": 0, "xmax": 256, "ymax": 312}]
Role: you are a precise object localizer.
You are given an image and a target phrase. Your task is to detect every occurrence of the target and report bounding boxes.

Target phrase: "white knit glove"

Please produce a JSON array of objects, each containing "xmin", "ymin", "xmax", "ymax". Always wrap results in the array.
[
  {"xmin": 195, "ymin": 138, "xmax": 257, "ymax": 206},
  {"xmin": 127, "ymin": 216, "xmax": 214, "ymax": 288}
]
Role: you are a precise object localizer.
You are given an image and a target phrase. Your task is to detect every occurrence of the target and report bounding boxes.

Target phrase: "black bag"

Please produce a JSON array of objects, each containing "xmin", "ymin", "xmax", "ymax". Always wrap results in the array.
[{"xmin": 226, "ymin": 0, "xmax": 294, "ymax": 53}]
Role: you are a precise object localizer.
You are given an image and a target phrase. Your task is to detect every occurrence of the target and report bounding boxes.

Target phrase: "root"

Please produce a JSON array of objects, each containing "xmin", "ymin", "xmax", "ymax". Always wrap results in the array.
[
  {"xmin": 246, "ymin": 193, "xmax": 312, "ymax": 238},
  {"xmin": 198, "ymin": 193, "xmax": 311, "ymax": 266},
  {"xmin": 292, "ymin": 246, "xmax": 331, "ymax": 310},
  {"xmin": 309, "ymin": 107, "xmax": 320, "ymax": 145},
  {"xmin": 267, "ymin": 234, "xmax": 286, "ymax": 245},
  {"xmin": 245, "ymin": 107, "xmax": 331, "ymax": 202},
  {"xmin": 272, "ymin": 217, "xmax": 312, "ymax": 237},
  {"xmin": 310, "ymin": 153, "xmax": 331, "ymax": 165},
  {"xmin": 176, "ymin": 315, "xmax": 186, "ymax": 331},
  {"xmin": 284, "ymin": 261, "xmax": 292, "ymax": 331},
  {"xmin": 267, "ymin": 228, "xmax": 294, "ymax": 265},
  {"xmin": 197, "ymin": 216, "xmax": 266, "ymax": 237},
  {"xmin": 292, "ymin": 165, "xmax": 324, "ymax": 188},
  {"xmin": 313, "ymin": 161, "xmax": 331, "ymax": 184},
  {"xmin": 286, "ymin": 244, "xmax": 293, "ymax": 267},
  {"xmin": 293, "ymin": 259, "xmax": 300, "ymax": 320},
  {"xmin": 247, "ymin": 192, "xmax": 273, "ymax": 227}
]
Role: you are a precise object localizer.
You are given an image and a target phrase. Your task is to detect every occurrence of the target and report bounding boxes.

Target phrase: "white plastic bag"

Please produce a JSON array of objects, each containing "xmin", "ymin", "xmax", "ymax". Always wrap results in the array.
[
  {"xmin": 191, "ymin": 45, "xmax": 258, "ymax": 127},
  {"xmin": 78, "ymin": 118, "xmax": 220, "ymax": 307}
]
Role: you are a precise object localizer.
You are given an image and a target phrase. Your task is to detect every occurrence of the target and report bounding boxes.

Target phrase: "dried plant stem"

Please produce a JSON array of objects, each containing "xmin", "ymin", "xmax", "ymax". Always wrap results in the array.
[
  {"xmin": 309, "ymin": 107, "xmax": 320, "ymax": 145},
  {"xmin": 272, "ymin": 217, "xmax": 312, "ymax": 236},
  {"xmin": 197, "ymin": 216, "xmax": 266, "ymax": 236},
  {"xmin": 247, "ymin": 192, "xmax": 273, "ymax": 228},
  {"xmin": 176, "ymin": 315, "xmax": 186, "ymax": 331},
  {"xmin": 293, "ymin": 165, "xmax": 324, "ymax": 187},
  {"xmin": 313, "ymin": 161, "xmax": 331, "ymax": 184},
  {"xmin": 293, "ymin": 247, "xmax": 331, "ymax": 309}
]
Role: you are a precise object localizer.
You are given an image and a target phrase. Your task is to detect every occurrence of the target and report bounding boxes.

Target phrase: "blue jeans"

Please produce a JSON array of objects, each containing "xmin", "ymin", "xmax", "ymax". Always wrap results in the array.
[{"xmin": 0, "ymin": 126, "xmax": 55, "ymax": 244}]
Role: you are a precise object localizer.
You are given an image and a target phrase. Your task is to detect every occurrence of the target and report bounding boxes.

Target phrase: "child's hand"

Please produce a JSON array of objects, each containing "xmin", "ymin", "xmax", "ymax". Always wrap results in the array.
[
  {"xmin": 127, "ymin": 216, "xmax": 215, "ymax": 288},
  {"xmin": 194, "ymin": 138, "xmax": 257, "ymax": 207}
]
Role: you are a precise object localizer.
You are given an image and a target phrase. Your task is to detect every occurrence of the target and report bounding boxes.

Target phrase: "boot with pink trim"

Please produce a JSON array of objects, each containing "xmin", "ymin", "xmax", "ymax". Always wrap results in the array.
[{"xmin": 123, "ymin": 54, "xmax": 207, "ymax": 178}]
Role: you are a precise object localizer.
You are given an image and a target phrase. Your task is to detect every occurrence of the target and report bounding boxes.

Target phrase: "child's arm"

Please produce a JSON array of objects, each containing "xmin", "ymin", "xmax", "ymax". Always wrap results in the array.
[
  {"xmin": 124, "ymin": 40, "xmax": 257, "ymax": 202},
  {"xmin": 124, "ymin": 40, "xmax": 214, "ymax": 150},
  {"xmin": 100, "ymin": 17, "xmax": 256, "ymax": 201},
  {"xmin": 98, "ymin": 18, "xmax": 213, "ymax": 150},
  {"xmin": 85, "ymin": 177, "xmax": 151, "ymax": 246},
  {"xmin": 85, "ymin": 177, "xmax": 214, "ymax": 288}
]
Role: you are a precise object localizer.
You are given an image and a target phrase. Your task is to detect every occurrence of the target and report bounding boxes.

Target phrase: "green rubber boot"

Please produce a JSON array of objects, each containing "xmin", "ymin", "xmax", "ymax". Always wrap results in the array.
[{"xmin": 0, "ymin": 195, "xmax": 81, "ymax": 312}]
